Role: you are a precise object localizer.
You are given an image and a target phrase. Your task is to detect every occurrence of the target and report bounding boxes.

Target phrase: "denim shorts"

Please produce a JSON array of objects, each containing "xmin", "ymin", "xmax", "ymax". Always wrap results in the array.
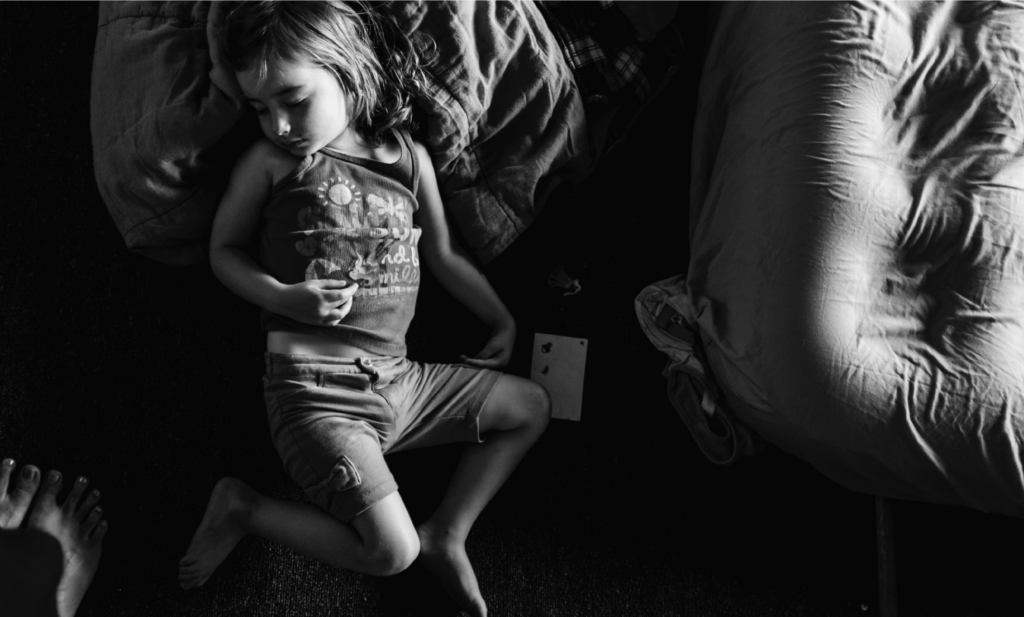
[{"xmin": 263, "ymin": 353, "xmax": 502, "ymax": 522}]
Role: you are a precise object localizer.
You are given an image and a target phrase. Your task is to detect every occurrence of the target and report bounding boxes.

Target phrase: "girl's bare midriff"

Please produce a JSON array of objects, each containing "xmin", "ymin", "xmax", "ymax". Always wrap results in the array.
[{"xmin": 267, "ymin": 330, "xmax": 380, "ymax": 358}]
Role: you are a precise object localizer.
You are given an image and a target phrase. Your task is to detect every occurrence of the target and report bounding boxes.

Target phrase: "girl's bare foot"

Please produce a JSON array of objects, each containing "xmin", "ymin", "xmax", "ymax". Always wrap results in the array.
[
  {"xmin": 25, "ymin": 468, "xmax": 107, "ymax": 617},
  {"xmin": 178, "ymin": 476, "xmax": 254, "ymax": 589},
  {"xmin": 1, "ymin": 459, "xmax": 41, "ymax": 529},
  {"xmin": 416, "ymin": 521, "xmax": 487, "ymax": 617}
]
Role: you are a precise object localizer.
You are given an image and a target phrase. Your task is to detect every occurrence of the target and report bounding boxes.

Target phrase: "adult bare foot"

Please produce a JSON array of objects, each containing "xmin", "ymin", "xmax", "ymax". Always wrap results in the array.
[
  {"xmin": 178, "ymin": 476, "xmax": 254, "ymax": 589},
  {"xmin": 1, "ymin": 459, "xmax": 61, "ymax": 617},
  {"xmin": 416, "ymin": 522, "xmax": 487, "ymax": 617},
  {"xmin": 0, "ymin": 458, "xmax": 40, "ymax": 529},
  {"xmin": 26, "ymin": 468, "xmax": 107, "ymax": 617}
]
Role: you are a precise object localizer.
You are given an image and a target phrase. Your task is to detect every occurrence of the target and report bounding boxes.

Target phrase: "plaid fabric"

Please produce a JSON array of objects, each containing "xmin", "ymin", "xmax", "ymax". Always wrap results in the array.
[{"xmin": 537, "ymin": 0, "xmax": 681, "ymax": 152}]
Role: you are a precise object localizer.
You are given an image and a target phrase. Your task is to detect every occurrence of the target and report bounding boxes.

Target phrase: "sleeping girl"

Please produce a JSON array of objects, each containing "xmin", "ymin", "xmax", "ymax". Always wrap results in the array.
[{"xmin": 176, "ymin": 3, "xmax": 551, "ymax": 615}]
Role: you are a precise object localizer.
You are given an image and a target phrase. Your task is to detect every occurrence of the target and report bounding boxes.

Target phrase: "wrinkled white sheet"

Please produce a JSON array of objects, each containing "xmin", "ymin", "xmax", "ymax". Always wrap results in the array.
[{"xmin": 689, "ymin": 1, "xmax": 1024, "ymax": 516}]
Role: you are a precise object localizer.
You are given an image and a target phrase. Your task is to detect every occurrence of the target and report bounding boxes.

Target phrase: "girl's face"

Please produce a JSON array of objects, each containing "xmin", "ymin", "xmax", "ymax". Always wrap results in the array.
[{"xmin": 237, "ymin": 56, "xmax": 355, "ymax": 157}]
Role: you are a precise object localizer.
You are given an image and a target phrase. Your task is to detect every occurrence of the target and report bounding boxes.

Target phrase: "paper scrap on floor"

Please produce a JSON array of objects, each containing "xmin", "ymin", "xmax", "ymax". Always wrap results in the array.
[{"xmin": 530, "ymin": 333, "xmax": 588, "ymax": 421}]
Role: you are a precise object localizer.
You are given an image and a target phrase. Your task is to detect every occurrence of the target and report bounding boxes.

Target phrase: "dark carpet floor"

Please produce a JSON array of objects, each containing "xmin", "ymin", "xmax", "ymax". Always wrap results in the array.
[{"xmin": 1, "ymin": 2, "xmax": 1021, "ymax": 616}]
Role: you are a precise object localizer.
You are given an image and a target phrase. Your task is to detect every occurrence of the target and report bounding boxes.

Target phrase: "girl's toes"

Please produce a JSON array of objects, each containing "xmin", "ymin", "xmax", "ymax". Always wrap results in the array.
[
  {"xmin": 76, "ymin": 489, "xmax": 101, "ymax": 523},
  {"xmin": 64, "ymin": 476, "xmax": 89, "ymax": 514}
]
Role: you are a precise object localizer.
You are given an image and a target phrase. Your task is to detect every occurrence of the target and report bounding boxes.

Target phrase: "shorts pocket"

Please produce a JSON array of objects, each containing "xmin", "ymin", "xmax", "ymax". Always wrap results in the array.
[
  {"xmin": 265, "ymin": 375, "xmax": 317, "ymax": 404},
  {"xmin": 318, "ymin": 372, "xmax": 374, "ymax": 391},
  {"xmin": 327, "ymin": 455, "xmax": 362, "ymax": 491}
]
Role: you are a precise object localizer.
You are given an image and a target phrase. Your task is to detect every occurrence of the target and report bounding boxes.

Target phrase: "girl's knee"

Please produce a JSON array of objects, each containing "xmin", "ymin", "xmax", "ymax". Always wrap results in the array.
[
  {"xmin": 527, "ymin": 380, "xmax": 552, "ymax": 428},
  {"xmin": 481, "ymin": 376, "xmax": 551, "ymax": 433},
  {"xmin": 512, "ymin": 378, "xmax": 551, "ymax": 433},
  {"xmin": 352, "ymin": 494, "xmax": 420, "ymax": 576},
  {"xmin": 364, "ymin": 528, "xmax": 419, "ymax": 576}
]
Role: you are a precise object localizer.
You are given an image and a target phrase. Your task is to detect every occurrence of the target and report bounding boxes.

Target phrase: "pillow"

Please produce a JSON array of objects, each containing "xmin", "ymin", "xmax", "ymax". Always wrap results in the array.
[
  {"xmin": 90, "ymin": 0, "xmax": 594, "ymax": 266},
  {"xmin": 90, "ymin": 1, "xmax": 247, "ymax": 265}
]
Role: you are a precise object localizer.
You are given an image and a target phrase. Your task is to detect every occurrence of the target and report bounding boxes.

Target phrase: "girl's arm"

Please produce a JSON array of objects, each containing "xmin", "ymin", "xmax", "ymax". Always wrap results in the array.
[
  {"xmin": 210, "ymin": 139, "xmax": 357, "ymax": 326},
  {"xmin": 413, "ymin": 142, "xmax": 516, "ymax": 368}
]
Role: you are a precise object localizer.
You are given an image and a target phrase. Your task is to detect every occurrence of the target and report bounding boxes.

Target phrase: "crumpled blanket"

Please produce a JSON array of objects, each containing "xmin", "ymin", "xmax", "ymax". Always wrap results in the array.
[
  {"xmin": 635, "ymin": 274, "xmax": 765, "ymax": 466},
  {"xmin": 384, "ymin": 1, "xmax": 593, "ymax": 262},
  {"xmin": 90, "ymin": 0, "xmax": 593, "ymax": 266},
  {"xmin": 687, "ymin": 0, "xmax": 1024, "ymax": 516}
]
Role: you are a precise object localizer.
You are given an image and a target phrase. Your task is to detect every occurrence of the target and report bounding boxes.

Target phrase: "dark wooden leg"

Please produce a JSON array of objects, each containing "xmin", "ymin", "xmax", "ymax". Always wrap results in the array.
[{"xmin": 876, "ymin": 495, "xmax": 897, "ymax": 617}]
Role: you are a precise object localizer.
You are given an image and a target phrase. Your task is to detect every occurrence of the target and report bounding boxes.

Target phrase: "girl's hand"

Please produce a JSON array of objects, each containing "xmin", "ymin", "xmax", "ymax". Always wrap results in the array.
[
  {"xmin": 460, "ymin": 319, "xmax": 516, "ymax": 369},
  {"xmin": 274, "ymin": 279, "xmax": 359, "ymax": 326}
]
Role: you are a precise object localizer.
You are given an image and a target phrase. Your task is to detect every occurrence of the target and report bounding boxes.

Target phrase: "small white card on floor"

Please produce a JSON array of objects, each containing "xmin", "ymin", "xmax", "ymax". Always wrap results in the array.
[{"xmin": 530, "ymin": 333, "xmax": 588, "ymax": 421}]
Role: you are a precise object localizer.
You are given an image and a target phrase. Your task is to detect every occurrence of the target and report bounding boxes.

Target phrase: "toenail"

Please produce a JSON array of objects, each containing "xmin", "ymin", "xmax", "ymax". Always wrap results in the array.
[
  {"xmin": 78, "ymin": 476, "xmax": 88, "ymax": 485},
  {"xmin": 94, "ymin": 507, "xmax": 103, "ymax": 515},
  {"xmin": 3, "ymin": 459, "xmax": 13, "ymax": 467},
  {"xmin": 93, "ymin": 490, "xmax": 100, "ymax": 498},
  {"xmin": 48, "ymin": 471, "xmax": 60, "ymax": 483},
  {"xmin": 21, "ymin": 467, "xmax": 35, "ymax": 480}
]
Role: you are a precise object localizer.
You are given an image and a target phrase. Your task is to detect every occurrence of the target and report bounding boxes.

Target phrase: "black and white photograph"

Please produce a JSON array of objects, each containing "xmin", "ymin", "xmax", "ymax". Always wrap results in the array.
[{"xmin": 1, "ymin": 2, "xmax": 1022, "ymax": 616}]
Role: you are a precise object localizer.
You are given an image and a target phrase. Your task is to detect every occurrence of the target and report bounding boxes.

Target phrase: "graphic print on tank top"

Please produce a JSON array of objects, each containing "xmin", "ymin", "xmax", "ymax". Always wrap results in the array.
[{"xmin": 297, "ymin": 174, "xmax": 421, "ymax": 298}]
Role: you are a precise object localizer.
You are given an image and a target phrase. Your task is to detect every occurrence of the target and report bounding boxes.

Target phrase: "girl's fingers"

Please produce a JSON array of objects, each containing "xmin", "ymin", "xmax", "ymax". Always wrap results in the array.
[
  {"xmin": 459, "ymin": 353, "xmax": 508, "ymax": 369},
  {"xmin": 326, "ymin": 285, "xmax": 358, "ymax": 304},
  {"xmin": 476, "ymin": 343, "xmax": 503, "ymax": 359},
  {"xmin": 314, "ymin": 279, "xmax": 350, "ymax": 289}
]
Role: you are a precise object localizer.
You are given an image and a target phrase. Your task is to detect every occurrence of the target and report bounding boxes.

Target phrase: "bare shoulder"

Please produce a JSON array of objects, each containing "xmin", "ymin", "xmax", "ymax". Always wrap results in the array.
[
  {"xmin": 236, "ymin": 137, "xmax": 303, "ymax": 185},
  {"xmin": 411, "ymin": 139, "xmax": 437, "ymax": 187},
  {"xmin": 411, "ymin": 140, "xmax": 432, "ymax": 167}
]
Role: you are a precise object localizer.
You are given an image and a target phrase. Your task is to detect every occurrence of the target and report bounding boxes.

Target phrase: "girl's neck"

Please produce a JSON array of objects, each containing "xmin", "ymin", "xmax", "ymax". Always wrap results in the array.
[{"xmin": 326, "ymin": 129, "xmax": 400, "ymax": 164}]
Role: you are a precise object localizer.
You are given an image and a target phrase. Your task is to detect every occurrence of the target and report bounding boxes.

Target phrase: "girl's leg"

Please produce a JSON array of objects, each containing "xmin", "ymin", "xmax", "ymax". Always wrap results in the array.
[
  {"xmin": 178, "ymin": 479, "xmax": 419, "ymax": 588},
  {"xmin": 416, "ymin": 375, "xmax": 550, "ymax": 617}
]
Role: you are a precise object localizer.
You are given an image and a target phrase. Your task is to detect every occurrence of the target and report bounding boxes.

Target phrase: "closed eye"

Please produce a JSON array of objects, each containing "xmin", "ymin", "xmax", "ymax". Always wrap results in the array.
[{"xmin": 286, "ymin": 99, "xmax": 306, "ymax": 108}]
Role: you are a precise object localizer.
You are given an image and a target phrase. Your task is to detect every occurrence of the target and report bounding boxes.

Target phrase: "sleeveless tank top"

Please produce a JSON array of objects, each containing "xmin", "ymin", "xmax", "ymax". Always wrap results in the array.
[{"xmin": 260, "ymin": 129, "xmax": 421, "ymax": 356}]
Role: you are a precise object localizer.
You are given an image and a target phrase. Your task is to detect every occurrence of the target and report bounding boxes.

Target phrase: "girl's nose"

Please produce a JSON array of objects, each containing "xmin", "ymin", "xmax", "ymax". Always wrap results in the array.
[{"xmin": 274, "ymin": 111, "xmax": 290, "ymax": 137}]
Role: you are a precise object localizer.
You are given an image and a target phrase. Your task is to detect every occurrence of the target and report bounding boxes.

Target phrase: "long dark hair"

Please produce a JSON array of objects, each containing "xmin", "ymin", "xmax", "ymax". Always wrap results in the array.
[{"xmin": 220, "ymin": 0, "xmax": 435, "ymax": 146}]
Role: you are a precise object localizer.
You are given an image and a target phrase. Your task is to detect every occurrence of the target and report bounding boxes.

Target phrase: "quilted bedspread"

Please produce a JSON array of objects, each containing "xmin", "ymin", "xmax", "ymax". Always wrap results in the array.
[{"xmin": 688, "ymin": 1, "xmax": 1024, "ymax": 516}]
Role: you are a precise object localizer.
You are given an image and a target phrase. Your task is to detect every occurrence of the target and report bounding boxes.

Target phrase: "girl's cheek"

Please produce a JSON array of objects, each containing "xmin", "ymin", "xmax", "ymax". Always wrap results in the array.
[{"xmin": 262, "ymin": 118, "xmax": 279, "ymax": 140}]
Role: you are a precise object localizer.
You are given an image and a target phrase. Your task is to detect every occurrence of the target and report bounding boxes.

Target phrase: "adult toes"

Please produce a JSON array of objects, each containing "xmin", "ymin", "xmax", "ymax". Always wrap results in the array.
[
  {"xmin": 82, "ymin": 506, "xmax": 104, "ymax": 535},
  {"xmin": 64, "ymin": 476, "xmax": 90, "ymax": 514},
  {"xmin": 89, "ymin": 519, "xmax": 109, "ymax": 544},
  {"xmin": 0, "ymin": 458, "xmax": 15, "ymax": 495},
  {"xmin": 14, "ymin": 464, "xmax": 42, "ymax": 499},
  {"xmin": 76, "ymin": 488, "xmax": 101, "ymax": 523},
  {"xmin": 37, "ymin": 469, "xmax": 63, "ymax": 507},
  {"xmin": 0, "ymin": 460, "xmax": 39, "ymax": 529},
  {"xmin": 3, "ymin": 464, "xmax": 42, "ymax": 527}
]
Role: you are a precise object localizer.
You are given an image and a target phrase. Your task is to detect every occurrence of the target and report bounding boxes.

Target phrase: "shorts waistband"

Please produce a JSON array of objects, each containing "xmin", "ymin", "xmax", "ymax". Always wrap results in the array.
[{"xmin": 264, "ymin": 352, "xmax": 402, "ymax": 378}]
